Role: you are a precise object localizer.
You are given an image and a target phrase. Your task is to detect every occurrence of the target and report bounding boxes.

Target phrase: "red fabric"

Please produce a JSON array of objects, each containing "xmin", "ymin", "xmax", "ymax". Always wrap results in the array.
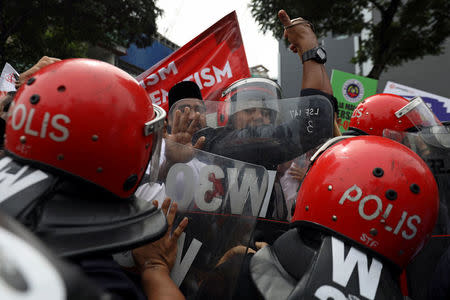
[{"xmin": 136, "ymin": 11, "xmax": 251, "ymax": 112}]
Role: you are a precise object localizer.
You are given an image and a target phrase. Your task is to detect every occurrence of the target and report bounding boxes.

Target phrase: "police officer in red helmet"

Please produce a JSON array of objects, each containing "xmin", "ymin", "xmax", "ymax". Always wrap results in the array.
[
  {"xmin": 0, "ymin": 58, "xmax": 186, "ymax": 299},
  {"xmin": 212, "ymin": 136, "xmax": 439, "ymax": 300}
]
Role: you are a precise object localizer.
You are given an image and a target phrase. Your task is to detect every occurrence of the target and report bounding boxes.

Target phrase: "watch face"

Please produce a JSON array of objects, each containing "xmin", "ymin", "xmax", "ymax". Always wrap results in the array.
[{"xmin": 317, "ymin": 48, "xmax": 326, "ymax": 60}]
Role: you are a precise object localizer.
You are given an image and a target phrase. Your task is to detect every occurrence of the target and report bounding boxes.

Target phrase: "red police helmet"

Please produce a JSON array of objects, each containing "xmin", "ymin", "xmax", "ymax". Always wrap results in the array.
[
  {"xmin": 292, "ymin": 136, "xmax": 439, "ymax": 269},
  {"xmin": 349, "ymin": 93, "xmax": 414, "ymax": 136},
  {"xmin": 5, "ymin": 58, "xmax": 165, "ymax": 199}
]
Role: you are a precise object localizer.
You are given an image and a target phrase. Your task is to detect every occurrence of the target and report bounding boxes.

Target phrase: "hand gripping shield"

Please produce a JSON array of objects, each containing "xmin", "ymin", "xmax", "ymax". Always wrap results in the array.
[{"xmin": 135, "ymin": 142, "xmax": 269, "ymax": 298}]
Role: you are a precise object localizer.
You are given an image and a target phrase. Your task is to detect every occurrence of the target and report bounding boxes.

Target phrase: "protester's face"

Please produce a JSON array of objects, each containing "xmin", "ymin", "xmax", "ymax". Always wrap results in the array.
[
  {"xmin": 233, "ymin": 108, "xmax": 272, "ymax": 129},
  {"xmin": 169, "ymin": 98, "xmax": 206, "ymax": 130}
]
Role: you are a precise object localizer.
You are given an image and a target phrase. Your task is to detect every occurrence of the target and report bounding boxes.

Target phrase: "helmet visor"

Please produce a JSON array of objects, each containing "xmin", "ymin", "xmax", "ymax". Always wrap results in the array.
[
  {"xmin": 144, "ymin": 104, "xmax": 166, "ymax": 184},
  {"xmin": 395, "ymin": 96, "xmax": 442, "ymax": 130}
]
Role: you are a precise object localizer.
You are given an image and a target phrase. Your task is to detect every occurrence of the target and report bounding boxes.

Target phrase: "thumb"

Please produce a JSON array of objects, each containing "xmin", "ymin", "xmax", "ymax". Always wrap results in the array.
[
  {"xmin": 194, "ymin": 136, "xmax": 205, "ymax": 149},
  {"xmin": 278, "ymin": 9, "xmax": 292, "ymax": 27}
]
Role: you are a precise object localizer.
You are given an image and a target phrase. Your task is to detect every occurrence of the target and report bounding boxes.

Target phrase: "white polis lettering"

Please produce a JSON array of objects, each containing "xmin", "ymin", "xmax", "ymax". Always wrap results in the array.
[
  {"xmin": 331, "ymin": 237, "xmax": 382, "ymax": 300},
  {"xmin": 11, "ymin": 103, "xmax": 27, "ymax": 130},
  {"xmin": 352, "ymin": 107, "xmax": 364, "ymax": 119},
  {"xmin": 339, "ymin": 185, "xmax": 422, "ymax": 240},
  {"xmin": 10, "ymin": 104, "xmax": 70, "ymax": 142},
  {"xmin": 0, "ymin": 157, "xmax": 49, "ymax": 203},
  {"xmin": 227, "ymin": 168, "xmax": 268, "ymax": 216},
  {"xmin": 171, "ymin": 232, "xmax": 202, "ymax": 287},
  {"xmin": 49, "ymin": 114, "xmax": 70, "ymax": 142},
  {"xmin": 25, "ymin": 107, "xmax": 39, "ymax": 136},
  {"xmin": 402, "ymin": 215, "xmax": 421, "ymax": 240}
]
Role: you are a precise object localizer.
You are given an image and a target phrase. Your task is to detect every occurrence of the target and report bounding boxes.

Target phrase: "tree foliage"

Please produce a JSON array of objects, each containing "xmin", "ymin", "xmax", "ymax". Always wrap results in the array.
[
  {"xmin": 0, "ymin": 0, "xmax": 162, "ymax": 70},
  {"xmin": 250, "ymin": 0, "xmax": 450, "ymax": 78}
]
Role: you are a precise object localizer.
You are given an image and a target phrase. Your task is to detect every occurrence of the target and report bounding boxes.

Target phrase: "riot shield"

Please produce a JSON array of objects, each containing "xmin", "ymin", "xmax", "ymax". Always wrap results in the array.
[
  {"xmin": 383, "ymin": 126, "xmax": 450, "ymax": 299},
  {"xmin": 168, "ymin": 95, "xmax": 334, "ymax": 170},
  {"xmin": 136, "ymin": 141, "xmax": 269, "ymax": 298}
]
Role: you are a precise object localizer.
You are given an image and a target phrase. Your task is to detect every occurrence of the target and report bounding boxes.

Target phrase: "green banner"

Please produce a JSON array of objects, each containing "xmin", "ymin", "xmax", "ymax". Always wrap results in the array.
[{"xmin": 330, "ymin": 69, "xmax": 378, "ymax": 132}]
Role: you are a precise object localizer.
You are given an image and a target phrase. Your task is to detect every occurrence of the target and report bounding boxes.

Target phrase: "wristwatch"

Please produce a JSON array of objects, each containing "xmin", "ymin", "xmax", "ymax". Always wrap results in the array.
[{"xmin": 301, "ymin": 46, "xmax": 327, "ymax": 64}]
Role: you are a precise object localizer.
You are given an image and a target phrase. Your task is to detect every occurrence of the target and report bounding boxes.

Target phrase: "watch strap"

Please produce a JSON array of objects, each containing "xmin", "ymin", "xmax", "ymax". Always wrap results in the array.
[{"xmin": 301, "ymin": 46, "xmax": 326, "ymax": 64}]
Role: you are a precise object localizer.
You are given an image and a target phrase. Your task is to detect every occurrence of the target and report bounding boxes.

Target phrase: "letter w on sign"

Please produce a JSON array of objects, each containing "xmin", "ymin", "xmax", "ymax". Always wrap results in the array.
[{"xmin": 331, "ymin": 237, "xmax": 383, "ymax": 300}]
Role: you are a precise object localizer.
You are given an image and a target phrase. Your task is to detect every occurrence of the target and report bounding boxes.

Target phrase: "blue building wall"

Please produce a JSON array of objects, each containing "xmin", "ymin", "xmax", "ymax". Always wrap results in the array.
[{"xmin": 120, "ymin": 40, "xmax": 175, "ymax": 71}]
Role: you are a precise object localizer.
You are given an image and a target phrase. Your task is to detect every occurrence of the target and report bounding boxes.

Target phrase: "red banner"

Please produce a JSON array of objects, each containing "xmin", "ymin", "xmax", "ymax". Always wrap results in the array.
[{"xmin": 136, "ymin": 11, "xmax": 250, "ymax": 112}]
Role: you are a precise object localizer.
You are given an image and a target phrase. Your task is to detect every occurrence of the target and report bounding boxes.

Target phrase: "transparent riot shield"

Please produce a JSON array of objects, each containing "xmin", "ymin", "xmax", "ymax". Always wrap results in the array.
[
  {"xmin": 136, "ymin": 141, "xmax": 269, "ymax": 298},
  {"xmin": 168, "ymin": 95, "xmax": 334, "ymax": 170},
  {"xmin": 383, "ymin": 126, "xmax": 450, "ymax": 299}
]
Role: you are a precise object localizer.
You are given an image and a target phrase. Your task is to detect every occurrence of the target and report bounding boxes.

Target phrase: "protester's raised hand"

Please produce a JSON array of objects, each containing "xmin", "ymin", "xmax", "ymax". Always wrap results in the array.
[
  {"xmin": 165, "ymin": 106, "xmax": 205, "ymax": 163},
  {"xmin": 16, "ymin": 56, "xmax": 61, "ymax": 88},
  {"xmin": 278, "ymin": 9, "xmax": 318, "ymax": 55},
  {"xmin": 132, "ymin": 198, "xmax": 188, "ymax": 274}
]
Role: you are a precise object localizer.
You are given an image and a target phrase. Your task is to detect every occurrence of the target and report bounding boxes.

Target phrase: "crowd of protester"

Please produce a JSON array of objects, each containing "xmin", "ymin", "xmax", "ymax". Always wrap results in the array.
[{"xmin": 0, "ymin": 8, "xmax": 449, "ymax": 300}]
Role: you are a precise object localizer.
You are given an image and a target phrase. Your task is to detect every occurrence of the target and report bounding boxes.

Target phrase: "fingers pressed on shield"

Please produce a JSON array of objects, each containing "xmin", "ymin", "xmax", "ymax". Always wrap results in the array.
[
  {"xmin": 194, "ymin": 136, "xmax": 206, "ymax": 149},
  {"xmin": 166, "ymin": 201, "xmax": 177, "ymax": 227},
  {"xmin": 172, "ymin": 109, "xmax": 182, "ymax": 134},
  {"xmin": 161, "ymin": 197, "xmax": 171, "ymax": 216},
  {"xmin": 179, "ymin": 107, "xmax": 191, "ymax": 132},
  {"xmin": 187, "ymin": 112, "xmax": 200, "ymax": 134},
  {"xmin": 172, "ymin": 217, "xmax": 188, "ymax": 240}
]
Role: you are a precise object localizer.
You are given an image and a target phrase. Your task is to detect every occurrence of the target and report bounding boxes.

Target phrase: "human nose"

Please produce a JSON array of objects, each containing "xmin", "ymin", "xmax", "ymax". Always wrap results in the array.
[{"xmin": 252, "ymin": 109, "xmax": 264, "ymax": 120}]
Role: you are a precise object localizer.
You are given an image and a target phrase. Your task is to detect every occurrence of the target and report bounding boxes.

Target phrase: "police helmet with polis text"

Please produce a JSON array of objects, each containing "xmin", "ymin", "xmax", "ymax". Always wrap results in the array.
[
  {"xmin": 348, "ymin": 94, "xmax": 415, "ymax": 136},
  {"xmin": 1, "ymin": 59, "xmax": 167, "ymax": 257},
  {"xmin": 292, "ymin": 136, "xmax": 439, "ymax": 269}
]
